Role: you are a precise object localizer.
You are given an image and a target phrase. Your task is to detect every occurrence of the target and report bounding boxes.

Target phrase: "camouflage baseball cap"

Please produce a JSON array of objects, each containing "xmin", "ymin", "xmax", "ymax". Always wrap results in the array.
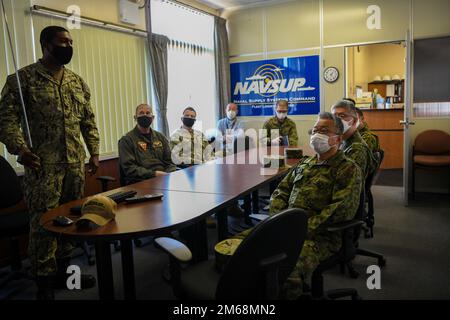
[
  {"xmin": 214, "ymin": 238, "xmax": 242, "ymax": 272},
  {"xmin": 76, "ymin": 195, "xmax": 117, "ymax": 228}
]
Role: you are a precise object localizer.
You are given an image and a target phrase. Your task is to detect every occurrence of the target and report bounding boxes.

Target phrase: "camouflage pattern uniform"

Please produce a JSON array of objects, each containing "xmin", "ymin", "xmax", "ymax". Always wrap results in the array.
[
  {"xmin": 0, "ymin": 61, "xmax": 100, "ymax": 277},
  {"xmin": 342, "ymin": 131, "xmax": 377, "ymax": 180},
  {"xmin": 118, "ymin": 126, "xmax": 176, "ymax": 185},
  {"xmin": 261, "ymin": 116, "xmax": 298, "ymax": 146},
  {"xmin": 359, "ymin": 123, "xmax": 380, "ymax": 154},
  {"xmin": 170, "ymin": 127, "xmax": 214, "ymax": 165},
  {"xmin": 228, "ymin": 150, "xmax": 362, "ymax": 299}
]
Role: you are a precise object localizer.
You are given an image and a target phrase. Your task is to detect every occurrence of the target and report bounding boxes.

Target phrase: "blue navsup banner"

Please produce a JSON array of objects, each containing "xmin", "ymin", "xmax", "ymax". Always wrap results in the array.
[{"xmin": 230, "ymin": 55, "xmax": 320, "ymax": 116}]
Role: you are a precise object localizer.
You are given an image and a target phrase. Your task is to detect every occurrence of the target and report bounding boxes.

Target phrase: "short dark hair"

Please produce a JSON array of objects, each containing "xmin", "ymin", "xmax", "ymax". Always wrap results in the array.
[
  {"xmin": 355, "ymin": 107, "xmax": 363, "ymax": 118},
  {"xmin": 343, "ymin": 97, "xmax": 356, "ymax": 106},
  {"xmin": 40, "ymin": 26, "xmax": 69, "ymax": 51},
  {"xmin": 182, "ymin": 107, "xmax": 196, "ymax": 116},
  {"xmin": 331, "ymin": 99, "xmax": 358, "ymax": 118},
  {"xmin": 318, "ymin": 112, "xmax": 344, "ymax": 135}
]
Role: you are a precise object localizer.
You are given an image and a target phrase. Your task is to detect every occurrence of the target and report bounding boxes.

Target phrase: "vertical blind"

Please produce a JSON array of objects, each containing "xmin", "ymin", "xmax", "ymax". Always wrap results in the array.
[
  {"xmin": 1, "ymin": 5, "xmax": 152, "ymax": 170},
  {"xmin": 32, "ymin": 15, "xmax": 152, "ymax": 155}
]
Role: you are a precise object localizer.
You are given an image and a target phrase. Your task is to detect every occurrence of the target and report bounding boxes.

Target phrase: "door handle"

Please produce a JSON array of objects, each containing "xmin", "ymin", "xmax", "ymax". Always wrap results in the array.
[{"xmin": 399, "ymin": 120, "xmax": 415, "ymax": 126}]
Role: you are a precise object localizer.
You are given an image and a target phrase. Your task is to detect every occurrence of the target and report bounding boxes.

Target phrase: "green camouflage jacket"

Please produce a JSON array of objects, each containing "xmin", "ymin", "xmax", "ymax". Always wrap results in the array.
[
  {"xmin": 261, "ymin": 116, "xmax": 298, "ymax": 146},
  {"xmin": 0, "ymin": 61, "xmax": 99, "ymax": 163},
  {"xmin": 118, "ymin": 126, "xmax": 176, "ymax": 184},
  {"xmin": 170, "ymin": 127, "xmax": 214, "ymax": 165},
  {"xmin": 359, "ymin": 123, "xmax": 380, "ymax": 154},
  {"xmin": 342, "ymin": 131, "xmax": 377, "ymax": 179},
  {"xmin": 269, "ymin": 150, "xmax": 362, "ymax": 246}
]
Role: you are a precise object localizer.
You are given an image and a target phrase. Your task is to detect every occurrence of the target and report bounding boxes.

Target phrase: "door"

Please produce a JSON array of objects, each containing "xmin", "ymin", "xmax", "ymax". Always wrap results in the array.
[{"xmin": 401, "ymin": 30, "xmax": 415, "ymax": 206}]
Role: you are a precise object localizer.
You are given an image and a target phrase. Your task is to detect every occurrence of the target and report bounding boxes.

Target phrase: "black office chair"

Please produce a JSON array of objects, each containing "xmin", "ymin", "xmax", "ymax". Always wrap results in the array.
[
  {"xmin": 364, "ymin": 150, "xmax": 385, "ymax": 238},
  {"xmin": 309, "ymin": 191, "xmax": 366, "ymax": 299},
  {"xmin": 0, "ymin": 156, "xmax": 32, "ymax": 300},
  {"xmin": 333, "ymin": 184, "xmax": 386, "ymax": 282},
  {"xmin": 155, "ymin": 208, "xmax": 308, "ymax": 299},
  {"xmin": 98, "ymin": 166, "xmax": 153, "ymax": 248}
]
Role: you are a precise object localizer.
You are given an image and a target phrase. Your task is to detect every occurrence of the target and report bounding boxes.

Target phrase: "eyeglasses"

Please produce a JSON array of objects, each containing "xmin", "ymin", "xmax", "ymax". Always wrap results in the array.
[{"xmin": 308, "ymin": 128, "xmax": 338, "ymax": 135}]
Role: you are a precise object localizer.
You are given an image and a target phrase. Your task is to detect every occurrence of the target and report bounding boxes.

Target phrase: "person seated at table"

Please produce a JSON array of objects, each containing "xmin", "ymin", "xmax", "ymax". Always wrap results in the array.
[
  {"xmin": 118, "ymin": 104, "xmax": 176, "ymax": 185},
  {"xmin": 170, "ymin": 107, "xmax": 214, "ymax": 167},
  {"xmin": 261, "ymin": 100, "xmax": 298, "ymax": 147},
  {"xmin": 215, "ymin": 103, "xmax": 246, "ymax": 156},
  {"xmin": 331, "ymin": 100, "xmax": 377, "ymax": 180},
  {"xmin": 216, "ymin": 112, "xmax": 363, "ymax": 299}
]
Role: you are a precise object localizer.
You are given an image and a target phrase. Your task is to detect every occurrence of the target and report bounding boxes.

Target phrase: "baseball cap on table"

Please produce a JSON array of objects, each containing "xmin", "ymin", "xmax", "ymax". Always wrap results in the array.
[{"xmin": 76, "ymin": 195, "xmax": 117, "ymax": 228}]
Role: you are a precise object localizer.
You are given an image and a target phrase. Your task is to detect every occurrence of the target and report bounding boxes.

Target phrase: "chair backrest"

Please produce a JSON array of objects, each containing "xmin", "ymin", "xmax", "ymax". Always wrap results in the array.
[
  {"xmin": 216, "ymin": 208, "xmax": 308, "ymax": 299},
  {"xmin": 233, "ymin": 135, "xmax": 252, "ymax": 154},
  {"xmin": 118, "ymin": 164, "xmax": 126, "ymax": 186},
  {"xmin": 365, "ymin": 150, "xmax": 384, "ymax": 194},
  {"xmin": 0, "ymin": 156, "xmax": 23, "ymax": 209},
  {"xmin": 414, "ymin": 130, "xmax": 450, "ymax": 155}
]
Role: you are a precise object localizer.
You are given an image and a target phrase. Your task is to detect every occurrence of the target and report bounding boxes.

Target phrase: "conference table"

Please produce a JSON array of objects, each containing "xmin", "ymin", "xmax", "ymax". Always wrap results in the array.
[{"xmin": 40, "ymin": 146, "xmax": 313, "ymax": 300}]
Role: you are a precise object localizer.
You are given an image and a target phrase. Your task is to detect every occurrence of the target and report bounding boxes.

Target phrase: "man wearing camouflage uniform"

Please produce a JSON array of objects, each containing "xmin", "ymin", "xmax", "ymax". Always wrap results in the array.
[
  {"xmin": 261, "ymin": 100, "xmax": 298, "ymax": 147},
  {"xmin": 119, "ymin": 104, "xmax": 176, "ymax": 185},
  {"xmin": 170, "ymin": 107, "xmax": 214, "ymax": 166},
  {"xmin": 355, "ymin": 107, "xmax": 380, "ymax": 154},
  {"xmin": 220, "ymin": 113, "xmax": 362, "ymax": 299},
  {"xmin": 0, "ymin": 26, "xmax": 99, "ymax": 299},
  {"xmin": 331, "ymin": 100, "xmax": 377, "ymax": 180}
]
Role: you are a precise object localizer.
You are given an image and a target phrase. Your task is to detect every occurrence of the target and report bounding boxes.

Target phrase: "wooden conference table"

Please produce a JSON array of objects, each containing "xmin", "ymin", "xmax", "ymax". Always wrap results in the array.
[{"xmin": 40, "ymin": 146, "xmax": 312, "ymax": 300}]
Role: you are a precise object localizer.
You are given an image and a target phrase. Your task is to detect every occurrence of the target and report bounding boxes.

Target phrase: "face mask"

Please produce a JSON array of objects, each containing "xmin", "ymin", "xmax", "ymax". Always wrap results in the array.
[
  {"xmin": 341, "ymin": 119, "xmax": 354, "ymax": 133},
  {"xmin": 355, "ymin": 119, "xmax": 361, "ymax": 128},
  {"xmin": 50, "ymin": 45, "xmax": 73, "ymax": 65},
  {"xmin": 182, "ymin": 117, "xmax": 196, "ymax": 128},
  {"xmin": 137, "ymin": 116, "xmax": 152, "ymax": 128},
  {"xmin": 227, "ymin": 110, "xmax": 236, "ymax": 120},
  {"xmin": 276, "ymin": 112, "xmax": 287, "ymax": 120},
  {"xmin": 310, "ymin": 133, "xmax": 335, "ymax": 154}
]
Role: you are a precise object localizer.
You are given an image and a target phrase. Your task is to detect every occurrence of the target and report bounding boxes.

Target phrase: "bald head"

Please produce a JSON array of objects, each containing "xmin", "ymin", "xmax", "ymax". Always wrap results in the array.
[
  {"xmin": 135, "ymin": 104, "xmax": 153, "ymax": 117},
  {"xmin": 226, "ymin": 103, "xmax": 238, "ymax": 112}
]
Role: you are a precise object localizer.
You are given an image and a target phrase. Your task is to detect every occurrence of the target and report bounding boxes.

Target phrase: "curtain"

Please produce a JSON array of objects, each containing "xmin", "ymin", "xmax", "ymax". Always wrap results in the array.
[
  {"xmin": 145, "ymin": 3, "xmax": 170, "ymax": 137},
  {"xmin": 214, "ymin": 16, "xmax": 230, "ymax": 120},
  {"xmin": 148, "ymin": 34, "xmax": 170, "ymax": 137}
]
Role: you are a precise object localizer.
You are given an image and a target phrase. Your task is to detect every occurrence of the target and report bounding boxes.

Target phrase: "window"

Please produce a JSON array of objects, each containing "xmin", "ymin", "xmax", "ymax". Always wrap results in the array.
[
  {"xmin": 413, "ymin": 36, "xmax": 450, "ymax": 118},
  {"xmin": 151, "ymin": 0, "xmax": 217, "ymax": 135}
]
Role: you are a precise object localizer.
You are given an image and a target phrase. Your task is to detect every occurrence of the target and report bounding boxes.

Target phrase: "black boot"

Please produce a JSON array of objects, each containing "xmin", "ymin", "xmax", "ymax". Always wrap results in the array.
[
  {"xmin": 36, "ymin": 276, "xmax": 55, "ymax": 300},
  {"xmin": 54, "ymin": 258, "xmax": 96, "ymax": 290}
]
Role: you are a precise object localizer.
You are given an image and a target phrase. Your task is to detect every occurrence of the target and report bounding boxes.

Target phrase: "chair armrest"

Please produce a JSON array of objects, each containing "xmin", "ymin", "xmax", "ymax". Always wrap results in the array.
[
  {"xmin": 96, "ymin": 176, "xmax": 116, "ymax": 182},
  {"xmin": 154, "ymin": 237, "xmax": 192, "ymax": 263},
  {"xmin": 326, "ymin": 220, "xmax": 364, "ymax": 233},
  {"xmin": 249, "ymin": 214, "xmax": 270, "ymax": 222}
]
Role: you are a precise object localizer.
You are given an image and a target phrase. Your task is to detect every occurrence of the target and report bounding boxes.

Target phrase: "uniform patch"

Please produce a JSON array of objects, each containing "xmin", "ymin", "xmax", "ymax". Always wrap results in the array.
[
  {"xmin": 138, "ymin": 141, "xmax": 147, "ymax": 151},
  {"xmin": 153, "ymin": 140, "xmax": 163, "ymax": 148}
]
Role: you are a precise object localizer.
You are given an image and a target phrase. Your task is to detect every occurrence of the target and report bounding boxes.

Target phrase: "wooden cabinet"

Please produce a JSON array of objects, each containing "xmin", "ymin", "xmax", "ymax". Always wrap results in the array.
[
  {"xmin": 368, "ymin": 80, "xmax": 404, "ymax": 104},
  {"xmin": 363, "ymin": 109, "xmax": 404, "ymax": 169}
]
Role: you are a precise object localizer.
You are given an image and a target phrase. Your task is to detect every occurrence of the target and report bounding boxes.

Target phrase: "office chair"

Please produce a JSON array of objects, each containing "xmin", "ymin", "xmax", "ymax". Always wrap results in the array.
[
  {"xmin": 98, "ymin": 165, "xmax": 154, "ymax": 248},
  {"xmin": 364, "ymin": 150, "xmax": 384, "ymax": 238},
  {"xmin": 412, "ymin": 130, "xmax": 450, "ymax": 199},
  {"xmin": 155, "ymin": 208, "xmax": 308, "ymax": 299},
  {"xmin": 0, "ymin": 156, "xmax": 32, "ymax": 300},
  {"xmin": 339, "ymin": 185, "xmax": 386, "ymax": 280},
  {"xmin": 308, "ymin": 191, "xmax": 366, "ymax": 300}
]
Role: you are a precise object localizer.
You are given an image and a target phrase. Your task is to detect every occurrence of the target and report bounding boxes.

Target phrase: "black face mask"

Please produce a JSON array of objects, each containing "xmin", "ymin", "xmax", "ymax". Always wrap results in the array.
[
  {"xmin": 50, "ymin": 45, "xmax": 73, "ymax": 65},
  {"xmin": 137, "ymin": 116, "xmax": 153, "ymax": 128},
  {"xmin": 182, "ymin": 117, "xmax": 196, "ymax": 128}
]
